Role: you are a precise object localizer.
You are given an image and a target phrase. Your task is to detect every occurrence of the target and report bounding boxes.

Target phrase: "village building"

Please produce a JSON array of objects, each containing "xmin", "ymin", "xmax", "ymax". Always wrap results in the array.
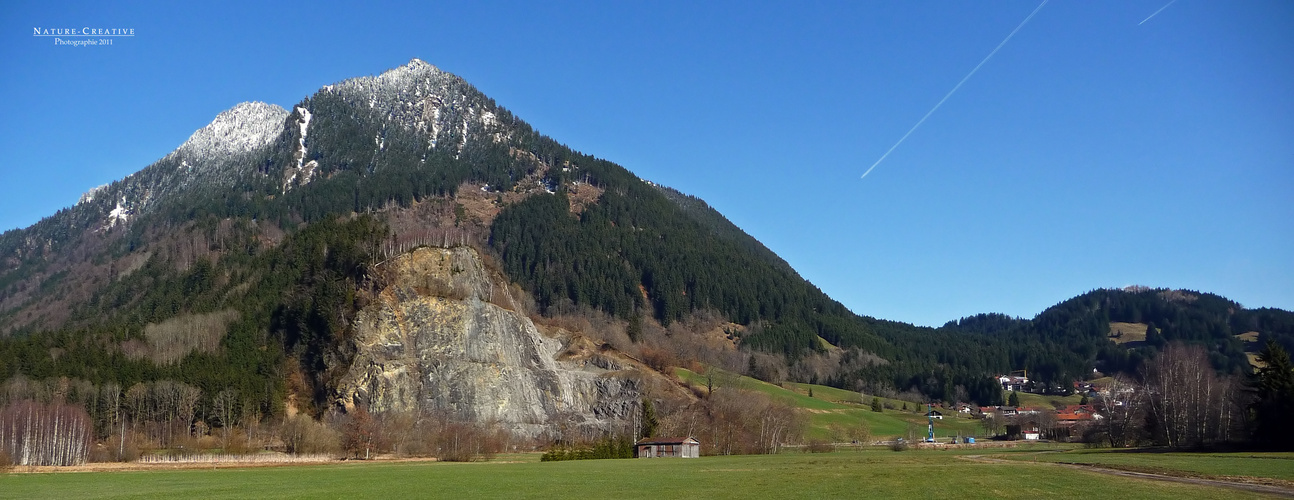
[
  {"xmin": 1056, "ymin": 404, "xmax": 1102, "ymax": 428},
  {"xmin": 635, "ymin": 437, "xmax": 700, "ymax": 458},
  {"xmin": 997, "ymin": 373, "xmax": 1029, "ymax": 392},
  {"xmin": 1056, "ymin": 412, "xmax": 1092, "ymax": 427},
  {"xmin": 1059, "ymin": 404, "xmax": 1098, "ymax": 416},
  {"xmin": 1005, "ymin": 423, "xmax": 1042, "ymax": 441}
]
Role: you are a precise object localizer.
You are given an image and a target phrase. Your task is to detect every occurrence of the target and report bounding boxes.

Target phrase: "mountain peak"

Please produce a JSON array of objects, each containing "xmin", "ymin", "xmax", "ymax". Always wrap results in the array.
[
  {"xmin": 374, "ymin": 58, "xmax": 442, "ymax": 87},
  {"xmin": 171, "ymin": 101, "xmax": 288, "ymax": 166}
]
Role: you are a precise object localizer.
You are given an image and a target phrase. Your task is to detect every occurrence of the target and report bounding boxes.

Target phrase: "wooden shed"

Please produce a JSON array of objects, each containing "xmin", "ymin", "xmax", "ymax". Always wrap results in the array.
[{"xmin": 635, "ymin": 437, "xmax": 700, "ymax": 458}]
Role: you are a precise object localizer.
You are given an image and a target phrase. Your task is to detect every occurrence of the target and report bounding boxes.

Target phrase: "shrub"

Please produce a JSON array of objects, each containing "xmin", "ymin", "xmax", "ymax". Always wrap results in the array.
[
  {"xmin": 541, "ymin": 436, "xmax": 634, "ymax": 461},
  {"xmin": 640, "ymin": 347, "xmax": 678, "ymax": 373},
  {"xmin": 432, "ymin": 421, "xmax": 506, "ymax": 462},
  {"xmin": 804, "ymin": 440, "xmax": 835, "ymax": 453},
  {"xmin": 280, "ymin": 415, "xmax": 341, "ymax": 455},
  {"xmin": 92, "ymin": 432, "xmax": 142, "ymax": 462}
]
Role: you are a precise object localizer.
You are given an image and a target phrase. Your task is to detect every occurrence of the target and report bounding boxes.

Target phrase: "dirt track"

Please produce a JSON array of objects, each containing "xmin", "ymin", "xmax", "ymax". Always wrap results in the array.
[
  {"xmin": 961, "ymin": 454, "xmax": 1294, "ymax": 498},
  {"xmin": 5, "ymin": 456, "xmax": 438, "ymax": 474}
]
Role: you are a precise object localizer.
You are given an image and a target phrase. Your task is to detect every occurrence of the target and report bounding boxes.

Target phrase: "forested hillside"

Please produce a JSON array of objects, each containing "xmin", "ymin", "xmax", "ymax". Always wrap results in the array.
[{"xmin": 0, "ymin": 216, "xmax": 388, "ymax": 418}]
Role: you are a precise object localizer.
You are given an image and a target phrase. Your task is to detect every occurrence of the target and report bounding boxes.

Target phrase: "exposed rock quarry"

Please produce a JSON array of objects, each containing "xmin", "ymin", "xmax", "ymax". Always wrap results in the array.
[{"xmin": 337, "ymin": 246, "xmax": 670, "ymax": 438}]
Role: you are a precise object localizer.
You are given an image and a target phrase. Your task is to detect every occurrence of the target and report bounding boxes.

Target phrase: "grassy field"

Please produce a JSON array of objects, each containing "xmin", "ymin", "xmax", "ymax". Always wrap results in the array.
[
  {"xmin": 1, "ymin": 449, "xmax": 1278, "ymax": 499},
  {"xmin": 1108, "ymin": 322, "xmax": 1149, "ymax": 344},
  {"xmin": 996, "ymin": 448, "xmax": 1294, "ymax": 482},
  {"xmin": 1011, "ymin": 390, "xmax": 1084, "ymax": 409},
  {"xmin": 676, "ymin": 368, "xmax": 1000, "ymax": 441},
  {"xmin": 1235, "ymin": 331, "xmax": 1266, "ymax": 369}
]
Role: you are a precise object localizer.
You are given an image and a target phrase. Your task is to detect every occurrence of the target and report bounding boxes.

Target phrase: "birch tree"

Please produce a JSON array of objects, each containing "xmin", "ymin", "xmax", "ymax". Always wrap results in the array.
[
  {"xmin": 0, "ymin": 400, "xmax": 92, "ymax": 466},
  {"xmin": 1141, "ymin": 343, "xmax": 1241, "ymax": 448}
]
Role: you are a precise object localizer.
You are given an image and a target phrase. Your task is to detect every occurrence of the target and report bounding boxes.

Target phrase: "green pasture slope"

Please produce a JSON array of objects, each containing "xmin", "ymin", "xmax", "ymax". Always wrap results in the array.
[
  {"xmin": 677, "ymin": 368, "xmax": 989, "ymax": 441},
  {"xmin": 0, "ymin": 450, "xmax": 1273, "ymax": 500}
]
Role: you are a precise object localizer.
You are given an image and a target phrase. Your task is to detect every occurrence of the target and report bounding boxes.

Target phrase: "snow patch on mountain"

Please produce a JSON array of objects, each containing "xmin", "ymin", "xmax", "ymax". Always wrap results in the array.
[
  {"xmin": 430, "ymin": 106, "xmax": 443, "ymax": 148},
  {"xmin": 296, "ymin": 106, "xmax": 312, "ymax": 159},
  {"xmin": 282, "ymin": 106, "xmax": 318, "ymax": 194},
  {"xmin": 300, "ymin": 160, "xmax": 318, "ymax": 185},
  {"xmin": 106, "ymin": 197, "xmax": 131, "ymax": 229},
  {"xmin": 294, "ymin": 107, "xmax": 312, "ymax": 171}
]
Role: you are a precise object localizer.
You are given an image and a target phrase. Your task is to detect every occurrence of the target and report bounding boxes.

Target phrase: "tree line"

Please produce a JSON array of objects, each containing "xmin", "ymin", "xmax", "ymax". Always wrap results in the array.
[{"xmin": 984, "ymin": 341, "xmax": 1294, "ymax": 450}]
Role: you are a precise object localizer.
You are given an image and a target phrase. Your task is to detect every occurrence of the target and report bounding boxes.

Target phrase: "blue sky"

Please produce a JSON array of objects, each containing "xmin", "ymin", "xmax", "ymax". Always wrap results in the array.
[{"xmin": 2, "ymin": 1, "xmax": 1291, "ymax": 327}]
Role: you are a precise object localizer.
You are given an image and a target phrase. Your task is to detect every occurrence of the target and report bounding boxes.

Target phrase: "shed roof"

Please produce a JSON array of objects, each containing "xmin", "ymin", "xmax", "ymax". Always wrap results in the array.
[{"xmin": 636, "ymin": 437, "xmax": 699, "ymax": 445}]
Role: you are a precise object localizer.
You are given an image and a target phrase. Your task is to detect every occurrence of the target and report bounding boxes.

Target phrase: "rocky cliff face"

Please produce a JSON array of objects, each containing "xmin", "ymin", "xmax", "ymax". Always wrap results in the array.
[{"xmin": 337, "ymin": 246, "xmax": 665, "ymax": 438}]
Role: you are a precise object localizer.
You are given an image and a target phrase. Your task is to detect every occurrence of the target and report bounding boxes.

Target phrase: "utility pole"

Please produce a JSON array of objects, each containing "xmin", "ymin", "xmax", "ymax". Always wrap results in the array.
[{"xmin": 927, "ymin": 403, "xmax": 935, "ymax": 442}]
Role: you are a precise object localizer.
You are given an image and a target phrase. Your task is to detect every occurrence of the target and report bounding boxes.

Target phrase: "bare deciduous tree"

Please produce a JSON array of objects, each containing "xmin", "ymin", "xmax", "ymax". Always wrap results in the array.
[
  {"xmin": 702, "ymin": 388, "xmax": 805, "ymax": 456},
  {"xmin": 1141, "ymin": 343, "xmax": 1243, "ymax": 448},
  {"xmin": 212, "ymin": 389, "xmax": 239, "ymax": 446},
  {"xmin": 1094, "ymin": 374, "xmax": 1144, "ymax": 447}
]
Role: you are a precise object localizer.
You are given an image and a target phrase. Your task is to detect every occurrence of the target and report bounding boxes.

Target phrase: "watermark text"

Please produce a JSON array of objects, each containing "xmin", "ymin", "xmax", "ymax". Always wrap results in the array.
[{"xmin": 33, "ymin": 27, "xmax": 135, "ymax": 47}]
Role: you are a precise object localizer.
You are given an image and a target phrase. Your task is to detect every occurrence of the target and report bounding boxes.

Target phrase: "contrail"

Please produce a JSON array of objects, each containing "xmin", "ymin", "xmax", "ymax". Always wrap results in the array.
[
  {"xmin": 1139, "ymin": 0, "xmax": 1178, "ymax": 25},
  {"xmin": 861, "ymin": 0, "xmax": 1049, "ymax": 180}
]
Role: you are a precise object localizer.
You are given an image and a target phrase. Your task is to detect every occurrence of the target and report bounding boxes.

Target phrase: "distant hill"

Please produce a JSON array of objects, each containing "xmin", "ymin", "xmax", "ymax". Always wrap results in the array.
[{"xmin": 936, "ymin": 287, "xmax": 1294, "ymax": 386}]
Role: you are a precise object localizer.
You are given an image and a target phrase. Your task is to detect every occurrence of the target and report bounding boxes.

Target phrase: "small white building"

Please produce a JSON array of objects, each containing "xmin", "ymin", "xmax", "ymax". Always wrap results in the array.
[{"xmin": 636, "ymin": 437, "xmax": 700, "ymax": 458}]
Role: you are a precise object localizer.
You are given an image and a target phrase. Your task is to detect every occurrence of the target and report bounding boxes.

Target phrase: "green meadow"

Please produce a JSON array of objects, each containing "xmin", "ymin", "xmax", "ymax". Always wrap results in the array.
[{"xmin": 2, "ymin": 449, "xmax": 1279, "ymax": 500}]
